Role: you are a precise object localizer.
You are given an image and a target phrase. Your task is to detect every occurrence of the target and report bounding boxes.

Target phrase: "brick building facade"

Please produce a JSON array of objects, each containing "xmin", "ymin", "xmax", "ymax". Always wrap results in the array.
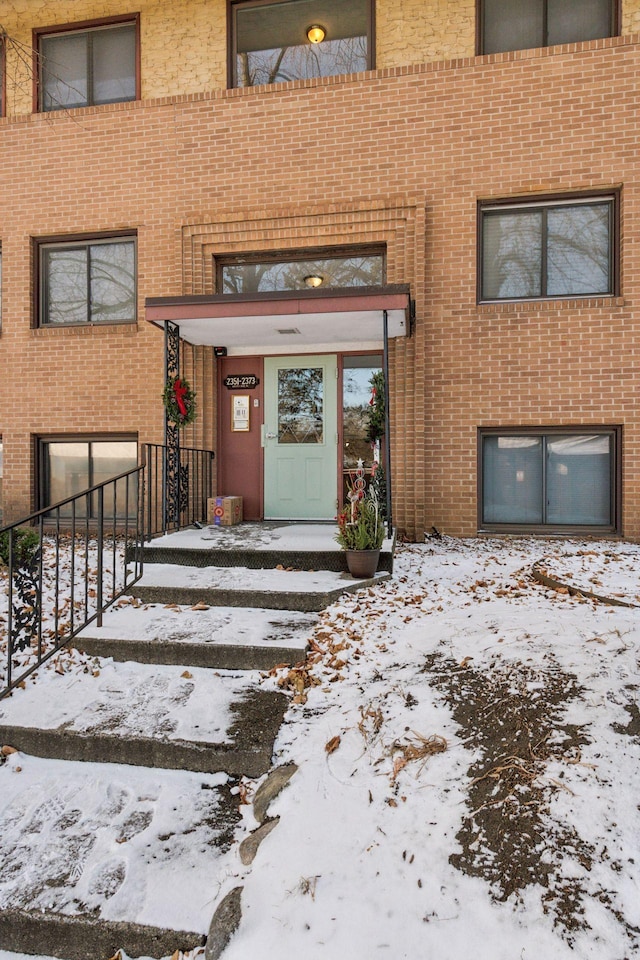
[{"xmin": 0, "ymin": 0, "xmax": 638, "ymax": 539}]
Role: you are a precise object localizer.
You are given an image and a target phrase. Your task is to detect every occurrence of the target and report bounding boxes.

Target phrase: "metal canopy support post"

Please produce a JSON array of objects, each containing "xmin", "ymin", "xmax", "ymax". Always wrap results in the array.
[
  {"xmin": 383, "ymin": 310, "xmax": 393, "ymax": 538},
  {"xmin": 164, "ymin": 320, "xmax": 180, "ymax": 531}
]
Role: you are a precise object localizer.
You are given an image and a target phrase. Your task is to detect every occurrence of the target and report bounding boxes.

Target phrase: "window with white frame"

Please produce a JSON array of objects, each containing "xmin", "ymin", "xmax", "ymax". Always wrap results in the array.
[
  {"xmin": 479, "ymin": 196, "xmax": 616, "ymax": 302},
  {"xmin": 480, "ymin": 429, "xmax": 619, "ymax": 530}
]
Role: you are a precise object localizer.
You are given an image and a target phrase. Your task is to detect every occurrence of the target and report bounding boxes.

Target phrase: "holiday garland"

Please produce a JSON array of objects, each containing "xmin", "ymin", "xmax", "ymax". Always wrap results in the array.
[{"xmin": 163, "ymin": 375, "xmax": 197, "ymax": 427}]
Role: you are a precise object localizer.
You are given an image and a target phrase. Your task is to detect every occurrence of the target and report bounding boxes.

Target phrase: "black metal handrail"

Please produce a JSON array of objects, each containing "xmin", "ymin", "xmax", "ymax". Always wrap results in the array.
[
  {"xmin": 0, "ymin": 462, "xmax": 145, "ymax": 700},
  {"xmin": 1, "ymin": 443, "xmax": 215, "ymax": 700},
  {"xmin": 143, "ymin": 443, "xmax": 215, "ymax": 540}
]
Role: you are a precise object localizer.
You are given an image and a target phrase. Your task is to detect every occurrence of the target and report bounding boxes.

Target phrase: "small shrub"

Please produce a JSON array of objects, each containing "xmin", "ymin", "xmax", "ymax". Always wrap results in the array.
[{"xmin": 0, "ymin": 527, "xmax": 40, "ymax": 569}]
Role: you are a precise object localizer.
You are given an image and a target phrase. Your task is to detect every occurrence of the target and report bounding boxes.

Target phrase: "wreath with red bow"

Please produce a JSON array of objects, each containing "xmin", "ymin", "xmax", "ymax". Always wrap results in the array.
[{"xmin": 163, "ymin": 376, "xmax": 196, "ymax": 427}]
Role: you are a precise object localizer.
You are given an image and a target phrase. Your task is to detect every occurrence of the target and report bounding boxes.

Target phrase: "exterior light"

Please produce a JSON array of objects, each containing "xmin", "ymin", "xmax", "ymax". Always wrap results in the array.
[
  {"xmin": 304, "ymin": 274, "xmax": 324, "ymax": 287},
  {"xmin": 306, "ymin": 24, "xmax": 326, "ymax": 44}
]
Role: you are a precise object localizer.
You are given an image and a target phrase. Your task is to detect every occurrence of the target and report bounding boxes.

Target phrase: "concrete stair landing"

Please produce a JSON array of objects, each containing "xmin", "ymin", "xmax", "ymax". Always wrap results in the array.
[{"xmin": 0, "ymin": 521, "xmax": 394, "ymax": 959}]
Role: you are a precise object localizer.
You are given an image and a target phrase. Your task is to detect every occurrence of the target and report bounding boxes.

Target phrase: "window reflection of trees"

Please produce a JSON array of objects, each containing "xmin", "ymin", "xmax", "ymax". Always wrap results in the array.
[
  {"xmin": 44, "ymin": 241, "xmax": 135, "ymax": 325},
  {"xmin": 483, "ymin": 202, "xmax": 611, "ymax": 299},
  {"xmin": 237, "ymin": 36, "xmax": 367, "ymax": 86},
  {"xmin": 277, "ymin": 368, "xmax": 324, "ymax": 444},
  {"xmin": 222, "ymin": 254, "xmax": 383, "ymax": 294},
  {"xmin": 343, "ymin": 366, "xmax": 380, "ymax": 470}
]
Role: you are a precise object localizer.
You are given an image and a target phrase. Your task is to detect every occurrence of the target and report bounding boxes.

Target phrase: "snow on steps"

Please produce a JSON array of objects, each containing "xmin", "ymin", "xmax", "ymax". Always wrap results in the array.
[
  {"xmin": 0, "ymin": 659, "xmax": 288, "ymax": 778},
  {"xmin": 72, "ymin": 601, "xmax": 315, "ymax": 671},
  {"xmin": 129, "ymin": 562, "xmax": 390, "ymax": 612},
  {"xmin": 0, "ymin": 751, "xmax": 238, "ymax": 959}
]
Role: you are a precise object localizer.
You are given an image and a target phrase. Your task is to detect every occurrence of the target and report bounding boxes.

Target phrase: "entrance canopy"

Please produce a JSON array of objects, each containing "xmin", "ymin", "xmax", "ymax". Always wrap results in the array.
[{"xmin": 145, "ymin": 285, "xmax": 412, "ymax": 355}]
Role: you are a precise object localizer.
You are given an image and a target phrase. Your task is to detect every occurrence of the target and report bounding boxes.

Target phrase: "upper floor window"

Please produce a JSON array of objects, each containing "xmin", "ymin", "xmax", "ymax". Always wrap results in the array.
[
  {"xmin": 37, "ymin": 17, "xmax": 138, "ymax": 112},
  {"xmin": 230, "ymin": 0, "xmax": 373, "ymax": 88},
  {"xmin": 480, "ymin": 0, "xmax": 615, "ymax": 55},
  {"xmin": 218, "ymin": 247, "xmax": 384, "ymax": 293},
  {"xmin": 38, "ymin": 234, "xmax": 136, "ymax": 326},
  {"xmin": 479, "ymin": 195, "xmax": 617, "ymax": 302}
]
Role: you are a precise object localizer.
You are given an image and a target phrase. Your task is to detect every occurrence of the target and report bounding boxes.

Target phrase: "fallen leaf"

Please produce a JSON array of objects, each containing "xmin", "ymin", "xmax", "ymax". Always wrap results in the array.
[
  {"xmin": 1, "ymin": 745, "xmax": 17, "ymax": 756},
  {"xmin": 181, "ymin": 670, "xmax": 193, "ymax": 679},
  {"xmin": 325, "ymin": 735, "xmax": 341, "ymax": 754}
]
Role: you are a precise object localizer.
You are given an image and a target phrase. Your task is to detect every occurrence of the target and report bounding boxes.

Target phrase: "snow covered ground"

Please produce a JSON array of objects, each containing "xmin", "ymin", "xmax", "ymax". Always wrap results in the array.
[{"xmin": 2, "ymin": 535, "xmax": 640, "ymax": 960}]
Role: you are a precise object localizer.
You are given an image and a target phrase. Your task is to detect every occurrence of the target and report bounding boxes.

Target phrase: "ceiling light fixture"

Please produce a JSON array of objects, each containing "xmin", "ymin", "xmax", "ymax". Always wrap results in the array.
[
  {"xmin": 304, "ymin": 274, "xmax": 324, "ymax": 287},
  {"xmin": 306, "ymin": 24, "xmax": 326, "ymax": 44}
]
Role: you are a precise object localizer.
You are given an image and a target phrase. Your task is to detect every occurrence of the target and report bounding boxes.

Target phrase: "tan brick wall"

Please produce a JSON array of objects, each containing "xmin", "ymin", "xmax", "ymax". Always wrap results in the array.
[
  {"xmin": 376, "ymin": 0, "xmax": 475, "ymax": 68},
  {"xmin": 4, "ymin": 2, "xmax": 640, "ymax": 117},
  {"xmin": 1, "ymin": 17, "xmax": 640, "ymax": 538}
]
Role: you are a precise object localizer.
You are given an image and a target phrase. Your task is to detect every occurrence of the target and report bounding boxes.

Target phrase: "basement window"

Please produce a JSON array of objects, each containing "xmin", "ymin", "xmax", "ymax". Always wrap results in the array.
[{"xmin": 479, "ymin": 428, "xmax": 620, "ymax": 532}]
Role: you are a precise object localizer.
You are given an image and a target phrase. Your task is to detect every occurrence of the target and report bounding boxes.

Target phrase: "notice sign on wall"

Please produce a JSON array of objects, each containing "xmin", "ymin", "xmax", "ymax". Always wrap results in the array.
[{"xmin": 232, "ymin": 394, "xmax": 250, "ymax": 432}]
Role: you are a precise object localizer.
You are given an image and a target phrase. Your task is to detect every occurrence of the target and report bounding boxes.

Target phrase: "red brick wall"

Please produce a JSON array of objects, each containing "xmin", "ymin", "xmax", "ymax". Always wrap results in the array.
[{"xmin": 1, "ymin": 35, "xmax": 639, "ymax": 537}]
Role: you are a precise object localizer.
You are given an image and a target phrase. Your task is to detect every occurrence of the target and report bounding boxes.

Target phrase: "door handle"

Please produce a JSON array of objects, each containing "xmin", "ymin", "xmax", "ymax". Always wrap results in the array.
[{"xmin": 265, "ymin": 432, "xmax": 277, "ymax": 440}]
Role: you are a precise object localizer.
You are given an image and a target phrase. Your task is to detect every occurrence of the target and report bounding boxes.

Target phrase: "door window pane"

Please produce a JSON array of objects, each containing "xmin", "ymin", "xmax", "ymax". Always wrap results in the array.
[
  {"xmin": 546, "ymin": 435, "xmax": 611, "ymax": 524},
  {"xmin": 343, "ymin": 356, "xmax": 382, "ymax": 471},
  {"xmin": 278, "ymin": 368, "xmax": 324, "ymax": 443},
  {"xmin": 233, "ymin": 0, "xmax": 370, "ymax": 87},
  {"xmin": 483, "ymin": 436, "xmax": 543, "ymax": 523}
]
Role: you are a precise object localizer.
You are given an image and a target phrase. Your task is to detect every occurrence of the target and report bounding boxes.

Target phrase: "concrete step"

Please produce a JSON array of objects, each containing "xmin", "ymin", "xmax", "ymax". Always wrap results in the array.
[
  {"xmin": 130, "ymin": 563, "xmax": 390, "ymax": 612},
  {"xmin": 73, "ymin": 601, "xmax": 314, "ymax": 670},
  {"xmin": 0, "ymin": 751, "xmax": 240, "ymax": 959},
  {"xmin": 142, "ymin": 522, "xmax": 395, "ymax": 573},
  {"xmin": 0, "ymin": 660, "xmax": 288, "ymax": 778}
]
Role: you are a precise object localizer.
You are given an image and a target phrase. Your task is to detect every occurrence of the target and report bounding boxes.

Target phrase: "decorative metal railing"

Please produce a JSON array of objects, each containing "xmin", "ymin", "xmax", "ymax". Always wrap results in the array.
[
  {"xmin": 143, "ymin": 443, "xmax": 215, "ymax": 539},
  {"xmin": 1, "ymin": 443, "xmax": 214, "ymax": 699},
  {"xmin": 0, "ymin": 463, "xmax": 144, "ymax": 699}
]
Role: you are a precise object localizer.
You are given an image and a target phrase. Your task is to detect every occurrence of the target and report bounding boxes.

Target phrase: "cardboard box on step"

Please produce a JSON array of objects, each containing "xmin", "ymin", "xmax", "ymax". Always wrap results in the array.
[{"xmin": 207, "ymin": 496, "xmax": 243, "ymax": 526}]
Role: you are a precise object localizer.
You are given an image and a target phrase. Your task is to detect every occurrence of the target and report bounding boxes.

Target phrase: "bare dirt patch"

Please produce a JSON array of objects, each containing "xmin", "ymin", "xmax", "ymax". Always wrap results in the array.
[{"xmin": 424, "ymin": 653, "xmax": 640, "ymax": 948}]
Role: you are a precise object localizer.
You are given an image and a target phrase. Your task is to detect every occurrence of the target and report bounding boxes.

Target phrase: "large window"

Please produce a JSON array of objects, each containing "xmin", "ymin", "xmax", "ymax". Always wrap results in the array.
[
  {"xmin": 480, "ymin": 0, "xmax": 615, "ymax": 55},
  {"xmin": 230, "ymin": 0, "xmax": 373, "ymax": 87},
  {"xmin": 40, "ymin": 438, "xmax": 138, "ymax": 519},
  {"xmin": 218, "ymin": 248, "xmax": 384, "ymax": 294},
  {"xmin": 38, "ymin": 235, "xmax": 136, "ymax": 327},
  {"xmin": 479, "ymin": 429, "xmax": 619, "ymax": 531},
  {"xmin": 37, "ymin": 17, "xmax": 138, "ymax": 111},
  {"xmin": 479, "ymin": 196, "xmax": 616, "ymax": 302}
]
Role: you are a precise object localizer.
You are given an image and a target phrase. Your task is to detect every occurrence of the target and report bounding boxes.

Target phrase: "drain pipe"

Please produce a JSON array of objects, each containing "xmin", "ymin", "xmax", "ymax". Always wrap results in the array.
[{"xmin": 383, "ymin": 310, "xmax": 393, "ymax": 539}]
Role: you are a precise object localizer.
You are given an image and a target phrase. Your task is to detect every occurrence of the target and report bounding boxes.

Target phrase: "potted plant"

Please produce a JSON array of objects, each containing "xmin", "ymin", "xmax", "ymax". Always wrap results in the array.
[{"xmin": 336, "ymin": 466, "xmax": 385, "ymax": 578}]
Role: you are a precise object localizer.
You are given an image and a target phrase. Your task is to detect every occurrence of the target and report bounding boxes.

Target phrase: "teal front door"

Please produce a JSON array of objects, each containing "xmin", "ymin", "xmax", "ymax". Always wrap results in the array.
[{"xmin": 263, "ymin": 355, "xmax": 338, "ymax": 520}]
